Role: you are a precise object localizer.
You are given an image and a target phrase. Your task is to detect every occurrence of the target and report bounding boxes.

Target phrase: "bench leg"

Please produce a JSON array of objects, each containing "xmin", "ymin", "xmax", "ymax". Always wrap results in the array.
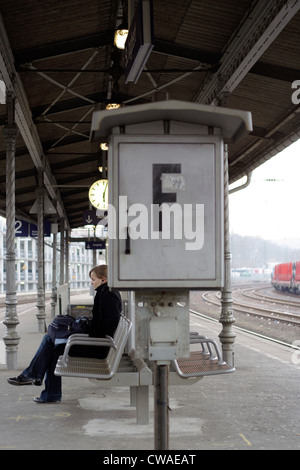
[
  {"xmin": 130, "ymin": 386, "xmax": 150, "ymax": 425},
  {"xmin": 130, "ymin": 386, "xmax": 137, "ymax": 407}
]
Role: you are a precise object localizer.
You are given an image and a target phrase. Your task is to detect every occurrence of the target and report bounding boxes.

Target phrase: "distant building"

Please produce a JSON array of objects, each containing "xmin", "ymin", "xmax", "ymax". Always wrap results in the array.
[{"xmin": 0, "ymin": 217, "xmax": 103, "ymax": 293}]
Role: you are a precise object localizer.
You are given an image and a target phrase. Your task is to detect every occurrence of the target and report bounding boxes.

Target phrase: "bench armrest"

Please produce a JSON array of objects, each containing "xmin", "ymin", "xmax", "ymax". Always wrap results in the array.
[
  {"xmin": 60, "ymin": 333, "xmax": 117, "ymax": 367},
  {"xmin": 191, "ymin": 337, "xmax": 223, "ymax": 363}
]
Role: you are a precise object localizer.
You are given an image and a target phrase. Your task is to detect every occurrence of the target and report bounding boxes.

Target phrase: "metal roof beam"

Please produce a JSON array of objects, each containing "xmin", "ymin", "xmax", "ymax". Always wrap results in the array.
[
  {"xmin": 13, "ymin": 31, "xmax": 114, "ymax": 65},
  {"xmin": 194, "ymin": 0, "xmax": 300, "ymax": 105},
  {"xmin": 42, "ymin": 133, "xmax": 90, "ymax": 152},
  {"xmin": 32, "ymin": 94, "xmax": 106, "ymax": 119},
  {"xmin": 55, "ymin": 171, "xmax": 99, "ymax": 185},
  {"xmin": 0, "ymin": 14, "xmax": 70, "ymax": 227},
  {"xmin": 153, "ymin": 39, "xmax": 221, "ymax": 66},
  {"xmin": 14, "ymin": 33, "xmax": 220, "ymax": 67},
  {"xmin": 31, "ymin": 92, "xmax": 140, "ymax": 120},
  {"xmin": 49, "ymin": 154, "xmax": 99, "ymax": 170},
  {"xmin": 250, "ymin": 62, "xmax": 299, "ymax": 82}
]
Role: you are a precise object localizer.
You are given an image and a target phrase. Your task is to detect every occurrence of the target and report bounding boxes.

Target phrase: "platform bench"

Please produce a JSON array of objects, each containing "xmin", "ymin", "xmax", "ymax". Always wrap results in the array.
[
  {"xmin": 171, "ymin": 332, "xmax": 235, "ymax": 378},
  {"xmin": 54, "ymin": 315, "xmax": 152, "ymax": 424},
  {"xmin": 55, "ymin": 314, "xmax": 132, "ymax": 378},
  {"xmin": 54, "ymin": 322, "xmax": 234, "ymax": 424}
]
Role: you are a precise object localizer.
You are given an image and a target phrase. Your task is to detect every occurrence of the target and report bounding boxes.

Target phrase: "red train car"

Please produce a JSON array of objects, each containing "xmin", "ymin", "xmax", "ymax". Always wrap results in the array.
[
  {"xmin": 294, "ymin": 261, "xmax": 300, "ymax": 293},
  {"xmin": 272, "ymin": 261, "xmax": 300, "ymax": 293}
]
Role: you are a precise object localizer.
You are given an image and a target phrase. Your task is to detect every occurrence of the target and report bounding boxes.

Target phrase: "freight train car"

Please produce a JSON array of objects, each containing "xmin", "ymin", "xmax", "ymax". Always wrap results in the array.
[{"xmin": 271, "ymin": 261, "xmax": 300, "ymax": 293}]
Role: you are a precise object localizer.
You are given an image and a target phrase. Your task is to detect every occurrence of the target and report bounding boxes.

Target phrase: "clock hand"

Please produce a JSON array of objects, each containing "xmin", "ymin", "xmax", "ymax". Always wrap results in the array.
[{"xmin": 103, "ymin": 181, "xmax": 108, "ymax": 203}]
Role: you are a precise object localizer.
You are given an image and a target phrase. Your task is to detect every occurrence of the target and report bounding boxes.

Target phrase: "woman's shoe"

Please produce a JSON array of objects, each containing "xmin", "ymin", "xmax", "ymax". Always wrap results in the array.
[
  {"xmin": 32, "ymin": 379, "xmax": 42, "ymax": 386},
  {"xmin": 7, "ymin": 374, "xmax": 33, "ymax": 385},
  {"xmin": 33, "ymin": 397, "xmax": 61, "ymax": 404}
]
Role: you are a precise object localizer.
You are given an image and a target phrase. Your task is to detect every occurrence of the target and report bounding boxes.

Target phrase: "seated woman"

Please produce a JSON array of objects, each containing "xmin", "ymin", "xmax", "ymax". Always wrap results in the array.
[{"xmin": 7, "ymin": 265, "xmax": 122, "ymax": 403}]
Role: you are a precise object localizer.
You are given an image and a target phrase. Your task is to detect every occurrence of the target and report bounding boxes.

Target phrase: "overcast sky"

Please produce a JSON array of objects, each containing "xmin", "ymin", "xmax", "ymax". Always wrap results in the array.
[{"xmin": 229, "ymin": 138, "xmax": 300, "ymax": 245}]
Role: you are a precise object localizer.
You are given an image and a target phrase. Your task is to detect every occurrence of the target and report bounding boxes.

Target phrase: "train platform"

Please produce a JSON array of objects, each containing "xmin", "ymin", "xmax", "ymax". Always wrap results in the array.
[{"xmin": 0, "ymin": 290, "xmax": 299, "ymax": 452}]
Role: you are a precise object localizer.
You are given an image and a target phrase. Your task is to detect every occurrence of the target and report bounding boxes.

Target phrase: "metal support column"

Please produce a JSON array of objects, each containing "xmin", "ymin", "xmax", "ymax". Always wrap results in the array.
[
  {"xmin": 51, "ymin": 227, "xmax": 57, "ymax": 318},
  {"xmin": 65, "ymin": 229, "xmax": 69, "ymax": 284},
  {"xmin": 154, "ymin": 363, "xmax": 169, "ymax": 450},
  {"xmin": 60, "ymin": 218, "xmax": 65, "ymax": 285},
  {"xmin": 219, "ymin": 144, "xmax": 235, "ymax": 366},
  {"xmin": 36, "ymin": 168, "xmax": 46, "ymax": 333},
  {"xmin": 65, "ymin": 228, "xmax": 70, "ymax": 303},
  {"xmin": 127, "ymin": 291, "xmax": 135, "ymax": 352},
  {"xmin": 2, "ymin": 91, "xmax": 20, "ymax": 369},
  {"xmin": 93, "ymin": 249, "xmax": 97, "ymax": 267}
]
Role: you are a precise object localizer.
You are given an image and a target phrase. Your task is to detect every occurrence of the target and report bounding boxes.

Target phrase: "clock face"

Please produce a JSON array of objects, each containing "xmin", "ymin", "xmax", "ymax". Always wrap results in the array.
[{"xmin": 88, "ymin": 179, "xmax": 108, "ymax": 210}]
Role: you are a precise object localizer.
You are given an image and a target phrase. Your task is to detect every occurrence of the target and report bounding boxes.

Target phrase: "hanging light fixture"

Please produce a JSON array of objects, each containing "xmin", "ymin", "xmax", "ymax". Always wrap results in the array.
[
  {"xmin": 114, "ymin": 21, "xmax": 128, "ymax": 49},
  {"xmin": 105, "ymin": 102, "xmax": 121, "ymax": 110},
  {"xmin": 100, "ymin": 142, "xmax": 109, "ymax": 151},
  {"xmin": 114, "ymin": 0, "xmax": 128, "ymax": 49}
]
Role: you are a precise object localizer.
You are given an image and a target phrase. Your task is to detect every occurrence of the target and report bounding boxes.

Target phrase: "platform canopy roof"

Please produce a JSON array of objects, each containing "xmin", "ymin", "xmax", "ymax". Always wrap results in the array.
[{"xmin": 0, "ymin": 0, "xmax": 299, "ymax": 229}]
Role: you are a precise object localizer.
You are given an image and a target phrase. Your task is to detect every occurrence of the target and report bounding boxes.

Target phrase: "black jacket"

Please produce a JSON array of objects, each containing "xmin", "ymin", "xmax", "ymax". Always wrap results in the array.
[
  {"xmin": 89, "ymin": 283, "xmax": 122, "ymax": 338},
  {"xmin": 70, "ymin": 284, "xmax": 122, "ymax": 359}
]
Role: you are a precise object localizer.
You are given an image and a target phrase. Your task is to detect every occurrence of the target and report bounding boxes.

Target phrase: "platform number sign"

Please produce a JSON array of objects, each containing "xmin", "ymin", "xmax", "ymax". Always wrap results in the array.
[
  {"xmin": 15, "ymin": 220, "xmax": 51, "ymax": 237},
  {"xmin": 15, "ymin": 220, "xmax": 29, "ymax": 237}
]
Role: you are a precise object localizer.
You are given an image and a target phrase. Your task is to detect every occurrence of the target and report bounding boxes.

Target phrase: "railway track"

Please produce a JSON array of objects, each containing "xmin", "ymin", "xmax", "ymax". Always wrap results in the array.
[
  {"xmin": 0, "ymin": 294, "xmax": 52, "ymax": 310},
  {"xmin": 189, "ymin": 283, "xmax": 300, "ymax": 347},
  {"xmin": 201, "ymin": 285, "xmax": 300, "ymax": 327},
  {"xmin": 239, "ymin": 285, "xmax": 300, "ymax": 308}
]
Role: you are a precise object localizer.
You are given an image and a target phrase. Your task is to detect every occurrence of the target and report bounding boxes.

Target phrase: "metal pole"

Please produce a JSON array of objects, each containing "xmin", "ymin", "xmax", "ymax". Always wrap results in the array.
[
  {"xmin": 60, "ymin": 218, "xmax": 65, "ymax": 285},
  {"xmin": 2, "ymin": 91, "xmax": 20, "ymax": 369},
  {"xmin": 36, "ymin": 168, "xmax": 46, "ymax": 333},
  {"xmin": 154, "ymin": 363, "xmax": 169, "ymax": 450},
  {"xmin": 219, "ymin": 144, "xmax": 235, "ymax": 367},
  {"xmin": 50, "ymin": 229, "xmax": 57, "ymax": 318},
  {"xmin": 65, "ymin": 228, "xmax": 69, "ymax": 284},
  {"xmin": 93, "ymin": 249, "xmax": 97, "ymax": 267}
]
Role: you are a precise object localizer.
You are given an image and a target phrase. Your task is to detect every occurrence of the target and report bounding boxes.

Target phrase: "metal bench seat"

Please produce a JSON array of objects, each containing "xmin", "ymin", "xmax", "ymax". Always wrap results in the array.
[
  {"xmin": 55, "ymin": 356, "xmax": 122, "ymax": 379},
  {"xmin": 55, "ymin": 315, "xmax": 132, "ymax": 380},
  {"xmin": 172, "ymin": 334, "xmax": 235, "ymax": 378}
]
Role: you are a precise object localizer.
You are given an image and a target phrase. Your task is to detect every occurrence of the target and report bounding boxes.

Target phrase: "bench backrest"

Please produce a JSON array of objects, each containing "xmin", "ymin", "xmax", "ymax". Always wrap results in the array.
[{"xmin": 106, "ymin": 315, "xmax": 132, "ymax": 375}]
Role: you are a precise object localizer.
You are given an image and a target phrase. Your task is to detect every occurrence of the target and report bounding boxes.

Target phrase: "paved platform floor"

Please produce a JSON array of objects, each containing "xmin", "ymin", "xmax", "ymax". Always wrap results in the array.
[{"xmin": 1, "ymin": 291, "xmax": 299, "ymax": 452}]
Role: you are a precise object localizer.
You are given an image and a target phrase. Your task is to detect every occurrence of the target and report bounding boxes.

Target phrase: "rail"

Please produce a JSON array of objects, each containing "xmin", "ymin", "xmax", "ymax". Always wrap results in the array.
[{"xmin": 202, "ymin": 290, "xmax": 300, "ymax": 327}]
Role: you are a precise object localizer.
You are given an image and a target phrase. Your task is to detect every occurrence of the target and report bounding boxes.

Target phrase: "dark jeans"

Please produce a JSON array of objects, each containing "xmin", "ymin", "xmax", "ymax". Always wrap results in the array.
[{"xmin": 23, "ymin": 334, "xmax": 64, "ymax": 402}]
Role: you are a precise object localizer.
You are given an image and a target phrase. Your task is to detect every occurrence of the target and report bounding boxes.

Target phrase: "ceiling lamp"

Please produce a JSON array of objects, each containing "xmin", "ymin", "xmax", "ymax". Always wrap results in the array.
[
  {"xmin": 114, "ymin": 21, "xmax": 128, "ymax": 49},
  {"xmin": 105, "ymin": 102, "xmax": 121, "ymax": 110}
]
